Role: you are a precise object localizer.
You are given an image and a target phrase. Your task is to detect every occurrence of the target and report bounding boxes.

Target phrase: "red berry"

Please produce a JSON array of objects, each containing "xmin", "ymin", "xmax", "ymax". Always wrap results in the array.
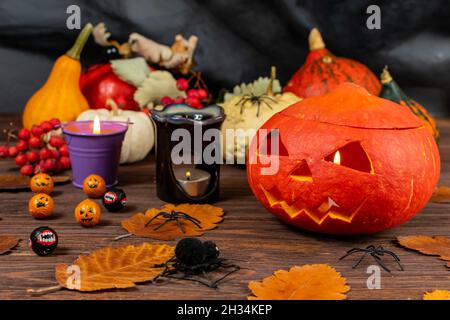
[
  {"xmin": 173, "ymin": 96, "xmax": 186, "ymax": 104},
  {"xmin": 20, "ymin": 164, "xmax": 34, "ymax": 176},
  {"xmin": 160, "ymin": 96, "xmax": 174, "ymax": 106},
  {"xmin": 49, "ymin": 136, "xmax": 64, "ymax": 148},
  {"xmin": 28, "ymin": 136, "xmax": 41, "ymax": 149},
  {"xmin": 49, "ymin": 118, "xmax": 61, "ymax": 128},
  {"xmin": 15, "ymin": 154, "xmax": 27, "ymax": 166},
  {"xmin": 26, "ymin": 151, "xmax": 39, "ymax": 163},
  {"xmin": 8, "ymin": 146, "xmax": 18, "ymax": 158},
  {"xmin": 34, "ymin": 163, "xmax": 47, "ymax": 174},
  {"xmin": 31, "ymin": 125, "xmax": 44, "ymax": 137},
  {"xmin": 41, "ymin": 121, "xmax": 53, "ymax": 133},
  {"xmin": 59, "ymin": 145, "xmax": 69, "ymax": 157},
  {"xmin": 176, "ymin": 78, "xmax": 189, "ymax": 91},
  {"xmin": 16, "ymin": 139, "xmax": 28, "ymax": 152},
  {"xmin": 186, "ymin": 96, "xmax": 201, "ymax": 108},
  {"xmin": 187, "ymin": 89, "xmax": 198, "ymax": 98},
  {"xmin": 44, "ymin": 158, "xmax": 57, "ymax": 171},
  {"xmin": 0, "ymin": 146, "xmax": 8, "ymax": 158},
  {"xmin": 18, "ymin": 128, "xmax": 31, "ymax": 140},
  {"xmin": 60, "ymin": 156, "xmax": 71, "ymax": 170},
  {"xmin": 50, "ymin": 149, "xmax": 60, "ymax": 159},
  {"xmin": 39, "ymin": 148, "xmax": 52, "ymax": 160},
  {"xmin": 197, "ymin": 89, "xmax": 208, "ymax": 100}
]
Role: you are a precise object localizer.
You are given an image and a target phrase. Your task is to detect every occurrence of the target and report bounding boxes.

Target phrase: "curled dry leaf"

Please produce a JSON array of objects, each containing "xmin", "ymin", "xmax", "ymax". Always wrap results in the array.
[
  {"xmin": 430, "ymin": 186, "xmax": 450, "ymax": 203},
  {"xmin": 423, "ymin": 290, "xmax": 450, "ymax": 300},
  {"xmin": 121, "ymin": 203, "xmax": 224, "ymax": 241},
  {"xmin": 248, "ymin": 264, "xmax": 350, "ymax": 300},
  {"xmin": 397, "ymin": 235, "xmax": 450, "ymax": 266},
  {"xmin": 0, "ymin": 236, "xmax": 20, "ymax": 255},
  {"xmin": 55, "ymin": 243, "xmax": 173, "ymax": 292}
]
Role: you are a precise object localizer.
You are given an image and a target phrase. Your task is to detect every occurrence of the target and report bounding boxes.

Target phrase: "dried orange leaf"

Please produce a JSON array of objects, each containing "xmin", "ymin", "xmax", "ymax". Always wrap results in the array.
[
  {"xmin": 121, "ymin": 203, "xmax": 224, "ymax": 240},
  {"xmin": 398, "ymin": 235, "xmax": 450, "ymax": 262},
  {"xmin": 248, "ymin": 264, "xmax": 350, "ymax": 300},
  {"xmin": 55, "ymin": 243, "xmax": 173, "ymax": 292},
  {"xmin": 0, "ymin": 235, "xmax": 20, "ymax": 255},
  {"xmin": 430, "ymin": 186, "xmax": 450, "ymax": 203},
  {"xmin": 423, "ymin": 290, "xmax": 450, "ymax": 300}
]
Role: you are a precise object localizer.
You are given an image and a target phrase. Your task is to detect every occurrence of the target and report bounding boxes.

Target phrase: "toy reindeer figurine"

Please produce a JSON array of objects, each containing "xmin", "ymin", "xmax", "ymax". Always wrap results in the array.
[{"xmin": 92, "ymin": 23, "xmax": 198, "ymax": 74}]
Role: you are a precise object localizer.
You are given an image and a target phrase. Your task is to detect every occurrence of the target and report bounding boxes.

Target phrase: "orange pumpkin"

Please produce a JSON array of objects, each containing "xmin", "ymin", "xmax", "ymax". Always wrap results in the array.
[
  {"xmin": 30, "ymin": 173, "xmax": 54, "ymax": 194},
  {"xmin": 82, "ymin": 174, "xmax": 106, "ymax": 198},
  {"xmin": 28, "ymin": 193, "xmax": 54, "ymax": 219},
  {"xmin": 284, "ymin": 28, "xmax": 381, "ymax": 98},
  {"xmin": 247, "ymin": 84, "xmax": 440, "ymax": 235},
  {"xmin": 75, "ymin": 199, "xmax": 101, "ymax": 227},
  {"xmin": 22, "ymin": 24, "xmax": 93, "ymax": 129}
]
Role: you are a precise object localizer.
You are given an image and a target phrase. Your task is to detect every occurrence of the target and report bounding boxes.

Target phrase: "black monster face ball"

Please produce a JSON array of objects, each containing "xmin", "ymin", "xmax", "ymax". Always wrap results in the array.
[
  {"xmin": 102, "ymin": 188, "xmax": 127, "ymax": 212},
  {"xmin": 29, "ymin": 226, "xmax": 58, "ymax": 256}
]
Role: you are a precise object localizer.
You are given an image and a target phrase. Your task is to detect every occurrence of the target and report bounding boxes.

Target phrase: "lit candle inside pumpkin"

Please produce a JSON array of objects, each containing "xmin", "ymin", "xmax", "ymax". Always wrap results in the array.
[
  {"xmin": 93, "ymin": 115, "xmax": 101, "ymax": 134},
  {"xmin": 333, "ymin": 150, "xmax": 341, "ymax": 165}
]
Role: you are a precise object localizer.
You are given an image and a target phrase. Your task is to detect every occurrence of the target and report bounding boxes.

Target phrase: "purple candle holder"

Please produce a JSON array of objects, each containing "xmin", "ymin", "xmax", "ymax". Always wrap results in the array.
[{"xmin": 62, "ymin": 121, "xmax": 128, "ymax": 188}]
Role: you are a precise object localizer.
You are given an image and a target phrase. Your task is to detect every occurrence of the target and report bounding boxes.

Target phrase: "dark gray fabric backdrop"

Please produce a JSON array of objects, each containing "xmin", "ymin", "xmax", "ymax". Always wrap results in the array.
[{"xmin": 0, "ymin": 0, "xmax": 449, "ymax": 115}]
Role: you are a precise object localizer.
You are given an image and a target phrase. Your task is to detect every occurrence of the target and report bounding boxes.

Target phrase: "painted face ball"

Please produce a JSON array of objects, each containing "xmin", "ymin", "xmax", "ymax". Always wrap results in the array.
[
  {"xmin": 247, "ymin": 84, "xmax": 440, "ymax": 235},
  {"xmin": 102, "ymin": 188, "xmax": 127, "ymax": 212},
  {"xmin": 29, "ymin": 226, "xmax": 58, "ymax": 256},
  {"xmin": 28, "ymin": 193, "xmax": 54, "ymax": 219},
  {"xmin": 30, "ymin": 173, "xmax": 54, "ymax": 194},
  {"xmin": 82, "ymin": 174, "xmax": 106, "ymax": 198},
  {"xmin": 75, "ymin": 199, "xmax": 101, "ymax": 227}
]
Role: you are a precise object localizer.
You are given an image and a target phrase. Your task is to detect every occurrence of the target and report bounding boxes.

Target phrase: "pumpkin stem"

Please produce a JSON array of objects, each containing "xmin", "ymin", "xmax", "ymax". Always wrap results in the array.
[
  {"xmin": 106, "ymin": 99, "xmax": 120, "ymax": 116},
  {"xmin": 309, "ymin": 28, "xmax": 325, "ymax": 50},
  {"xmin": 266, "ymin": 66, "xmax": 276, "ymax": 96},
  {"xmin": 380, "ymin": 66, "xmax": 393, "ymax": 84},
  {"xmin": 66, "ymin": 23, "xmax": 93, "ymax": 60}
]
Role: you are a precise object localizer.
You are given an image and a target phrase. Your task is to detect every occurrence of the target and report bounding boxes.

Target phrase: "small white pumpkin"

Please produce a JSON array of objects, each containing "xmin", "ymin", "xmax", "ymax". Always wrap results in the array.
[{"xmin": 77, "ymin": 100, "xmax": 154, "ymax": 164}]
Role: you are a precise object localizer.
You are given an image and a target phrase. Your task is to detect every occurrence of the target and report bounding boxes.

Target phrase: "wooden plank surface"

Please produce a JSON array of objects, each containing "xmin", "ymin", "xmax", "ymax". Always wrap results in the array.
[{"xmin": 0, "ymin": 114, "xmax": 449, "ymax": 300}]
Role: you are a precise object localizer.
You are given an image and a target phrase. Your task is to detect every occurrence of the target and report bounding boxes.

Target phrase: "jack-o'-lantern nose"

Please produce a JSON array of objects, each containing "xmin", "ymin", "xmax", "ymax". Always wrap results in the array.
[{"xmin": 289, "ymin": 160, "xmax": 313, "ymax": 182}]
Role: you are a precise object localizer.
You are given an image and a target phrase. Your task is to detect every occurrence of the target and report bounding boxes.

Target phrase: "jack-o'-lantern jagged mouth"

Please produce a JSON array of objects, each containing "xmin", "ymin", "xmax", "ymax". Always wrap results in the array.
[{"xmin": 260, "ymin": 185, "xmax": 367, "ymax": 225}]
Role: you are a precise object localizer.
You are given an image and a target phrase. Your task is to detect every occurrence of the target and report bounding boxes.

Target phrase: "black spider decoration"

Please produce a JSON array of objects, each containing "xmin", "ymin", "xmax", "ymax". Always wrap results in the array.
[
  {"xmin": 340, "ymin": 245, "xmax": 404, "ymax": 273},
  {"xmin": 235, "ymin": 93, "xmax": 277, "ymax": 117},
  {"xmin": 145, "ymin": 210, "xmax": 202, "ymax": 233},
  {"xmin": 155, "ymin": 238, "xmax": 240, "ymax": 289}
]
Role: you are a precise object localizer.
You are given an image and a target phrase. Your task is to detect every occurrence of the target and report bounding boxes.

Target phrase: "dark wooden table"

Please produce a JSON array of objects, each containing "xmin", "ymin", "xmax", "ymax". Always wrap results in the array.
[{"xmin": 0, "ymin": 114, "xmax": 449, "ymax": 300}]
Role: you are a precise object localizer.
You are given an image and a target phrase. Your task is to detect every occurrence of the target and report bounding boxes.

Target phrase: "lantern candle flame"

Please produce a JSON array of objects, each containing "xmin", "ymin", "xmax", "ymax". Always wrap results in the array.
[
  {"xmin": 186, "ymin": 171, "xmax": 191, "ymax": 181},
  {"xmin": 333, "ymin": 151, "xmax": 341, "ymax": 165},
  {"xmin": 93, "ymin": 115, "xmax": 101, "ymax": 134}
]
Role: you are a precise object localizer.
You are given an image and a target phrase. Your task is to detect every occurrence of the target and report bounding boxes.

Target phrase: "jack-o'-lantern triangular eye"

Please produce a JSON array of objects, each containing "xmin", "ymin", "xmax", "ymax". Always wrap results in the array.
[
  {"xmin": 325, "ymin": 142, "xmax": 374, "ymax": 174},
  {"xmin": 259, "ymin": 129, "xmax": 289, "ymax": 156},
  {"xmin": 290, "ymin": 160, "xmax": 313, "ymax": 182}
]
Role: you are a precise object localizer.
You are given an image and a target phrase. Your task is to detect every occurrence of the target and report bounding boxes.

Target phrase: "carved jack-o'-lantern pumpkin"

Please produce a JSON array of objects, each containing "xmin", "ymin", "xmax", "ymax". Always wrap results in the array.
[
  {"xmin": 82, "ymin": 174, "xmax": 106, "ymax": 198},
  {"xmin": 75, "ymin": 199, "xmax": 101, "ymax": 227},
  {"xmin": 247, "ymin": 83, "xmax": 440, "ymax": 235},
  {"xmin": 30, "ymin": 173, "xmax": 54, "ymax": 194}
]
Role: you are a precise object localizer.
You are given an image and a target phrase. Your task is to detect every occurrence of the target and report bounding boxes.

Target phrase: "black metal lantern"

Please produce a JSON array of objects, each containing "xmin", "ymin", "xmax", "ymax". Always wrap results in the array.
[{"xmin": 151, "ymin": 104, "xmax": 225, "ymax": 204}]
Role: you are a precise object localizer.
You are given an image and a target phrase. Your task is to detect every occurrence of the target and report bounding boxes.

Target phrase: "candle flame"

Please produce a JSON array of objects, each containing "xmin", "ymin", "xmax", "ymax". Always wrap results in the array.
[
  {"xmin": 333, "ymin": 151, "xmax": 341, "ymax": 165},
  {"xmin": 93, "ymin": 115, "xmax": 101, "ymax": 134},
  {"xmin": 186, "ymin": 171, "xmax": 191, "ymax": 180}
]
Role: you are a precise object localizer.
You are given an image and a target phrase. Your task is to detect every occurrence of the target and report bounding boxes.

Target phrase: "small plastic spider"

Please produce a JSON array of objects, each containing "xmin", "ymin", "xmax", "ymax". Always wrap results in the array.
[
  {"xmin": 155, "ymin": 238, "xmax": 240, "ymax": 289},
  {"xmin": 145, "ymin": 210, "xmax": 202, "ymax": 233},
  {"xmin": 235, "ymin": 93, "xmax": 277, "ymax": 117},
  {"xmin": 340, "ymin": 245, "xmax": 404, "ymax": 272}
]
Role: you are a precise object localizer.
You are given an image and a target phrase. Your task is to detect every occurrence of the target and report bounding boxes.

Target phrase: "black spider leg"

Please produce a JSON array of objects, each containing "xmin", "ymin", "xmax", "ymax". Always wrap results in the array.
[
  {"xmin": 235, "ymin": 95, "xmax": 251, "ymax": 115},
  {"xmin": 177, "ymin": 213, "xmax": 202, "ymax": 229},
  {"xmin": 163, "ymin": 273, "xmax": 219, "ymax": 289},
  {"xmin": 210, "ymin": 263, "xmax": 241, "ymax": 288},
  {"xmin": 145, "ymin": 211, "xmax": 171, "ymax": 227},
  {"xmin": 340, "ymin": 248, "xmax": 372, "ymax": 269},
  {"xmin": 370, "ymin": 252, "xmax": 391, "ymax": 272},
  {"xmin": 374, "ymin": 246, "xmax": 404, "ymax": 271}
]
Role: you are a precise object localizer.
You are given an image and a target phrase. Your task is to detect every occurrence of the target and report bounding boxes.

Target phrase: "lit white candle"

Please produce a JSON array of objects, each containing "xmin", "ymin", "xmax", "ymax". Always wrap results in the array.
[
  {"xmin": 174, "ymin": 168, "xmax": 211, "ymax": 197},
  {"xmin": 93, "ymin": 115, "xmax": 101, "ymax": 134}
]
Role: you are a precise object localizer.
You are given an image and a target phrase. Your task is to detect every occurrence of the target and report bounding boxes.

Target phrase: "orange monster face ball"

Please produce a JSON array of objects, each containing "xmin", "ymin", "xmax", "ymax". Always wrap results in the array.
[
  {"xmin": 247, "ymin": 84, "xmax": 440, "ymax": 235},
  {"xmin": 28, "ymin": 193, "xmax": 55, "ymax": 219},
  {"xmin": 82, "ymin": 174, "xmax": 106, "ymax": 198},
  {"xmin": 75, "ymin": 199, "xmax": 101, "ymax": 227},
  {"xmin": 30, "ymin": 173, "xmax": 54, "ymax": 194}
]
